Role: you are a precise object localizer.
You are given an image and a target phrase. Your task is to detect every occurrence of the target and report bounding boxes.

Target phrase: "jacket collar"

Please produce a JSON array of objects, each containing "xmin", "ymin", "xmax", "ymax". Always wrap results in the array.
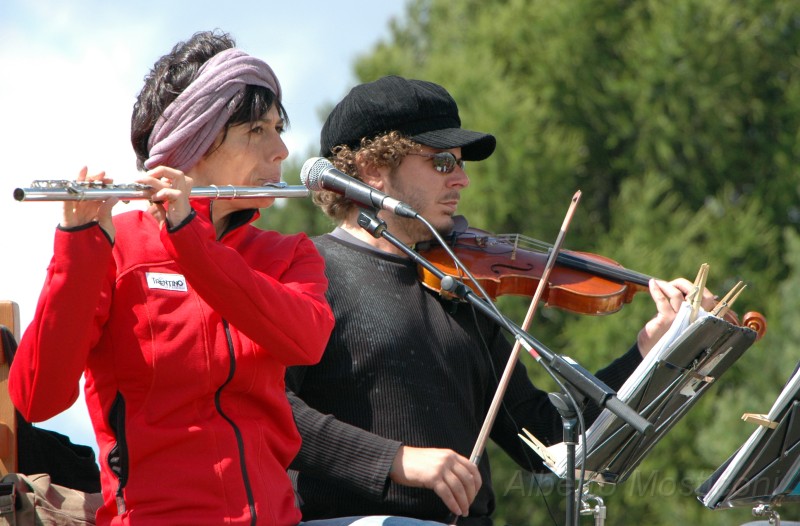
[{"xmin": 191, "ymin": 199, "xmax": 260, "ymax": 239}]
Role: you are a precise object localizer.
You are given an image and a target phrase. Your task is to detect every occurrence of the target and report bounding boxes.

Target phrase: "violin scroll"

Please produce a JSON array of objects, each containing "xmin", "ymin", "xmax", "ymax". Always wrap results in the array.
[
  {"xmin": 742, "ymin": 311, "xmax": 767, "ymax": 341},
  {"xmin": 717, "ymin": 310, "xmax": 767, "ymax": 341}
]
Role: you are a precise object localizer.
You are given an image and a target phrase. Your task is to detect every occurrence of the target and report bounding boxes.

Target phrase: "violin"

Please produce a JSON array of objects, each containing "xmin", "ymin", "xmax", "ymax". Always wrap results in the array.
[{"xmin": 415, "ymin": 225, "xmax": 767, "ymax": 339}]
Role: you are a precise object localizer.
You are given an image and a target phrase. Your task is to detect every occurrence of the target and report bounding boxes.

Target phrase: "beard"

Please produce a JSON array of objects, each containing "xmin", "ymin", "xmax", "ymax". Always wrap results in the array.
[{"xmin": 384, "ymin": 169, "xmax": 461, "ymax": 243}]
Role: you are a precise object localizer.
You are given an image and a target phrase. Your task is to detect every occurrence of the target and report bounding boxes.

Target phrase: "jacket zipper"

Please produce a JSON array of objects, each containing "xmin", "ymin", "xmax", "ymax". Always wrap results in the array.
[{"xmin": 216, "ymin": 319, "xmax": 258, "ymax": 525}]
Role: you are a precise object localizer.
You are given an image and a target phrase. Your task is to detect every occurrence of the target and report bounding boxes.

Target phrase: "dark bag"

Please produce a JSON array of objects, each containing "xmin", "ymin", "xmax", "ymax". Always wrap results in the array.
[{"xmin": 1, "ymin": 327, "xmax": 101, "ymax": 494}]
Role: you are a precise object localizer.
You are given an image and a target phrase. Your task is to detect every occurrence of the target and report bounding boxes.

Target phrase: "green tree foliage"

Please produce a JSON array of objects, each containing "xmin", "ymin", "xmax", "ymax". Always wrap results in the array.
[{"xmin": 264, "ymin": 0, "xmax": 800, "ymax": 523}]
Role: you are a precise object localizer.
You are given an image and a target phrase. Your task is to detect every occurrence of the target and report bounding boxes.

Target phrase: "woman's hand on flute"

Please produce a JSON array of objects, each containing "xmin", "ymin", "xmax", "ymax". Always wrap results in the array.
[
  {"xmin": 60, "ymin": 166, "xmax": 117, "ymax": 240},
  {"xmin": 137, "ymin": 166, "xmax": 193, "ymax": 229}
]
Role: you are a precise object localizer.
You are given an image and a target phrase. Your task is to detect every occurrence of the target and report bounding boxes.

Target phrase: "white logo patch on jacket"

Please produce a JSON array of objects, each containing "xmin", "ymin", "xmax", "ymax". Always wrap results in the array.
[{"xmin": 146, "ymin": 272, "xmax": 188, "ymax": 292}]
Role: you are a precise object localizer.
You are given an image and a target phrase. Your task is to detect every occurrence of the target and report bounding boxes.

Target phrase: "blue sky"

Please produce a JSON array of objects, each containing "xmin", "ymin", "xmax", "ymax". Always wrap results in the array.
[{"xmin": 0, "ymin": 0, "xmax": 408, "ymax": 454}]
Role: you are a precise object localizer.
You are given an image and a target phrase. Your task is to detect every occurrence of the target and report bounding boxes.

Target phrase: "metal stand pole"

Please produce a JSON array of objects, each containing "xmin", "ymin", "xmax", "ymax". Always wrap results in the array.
[{"xmin": 549, "ymin": 392, "xmax": 579, "ymax": 526}]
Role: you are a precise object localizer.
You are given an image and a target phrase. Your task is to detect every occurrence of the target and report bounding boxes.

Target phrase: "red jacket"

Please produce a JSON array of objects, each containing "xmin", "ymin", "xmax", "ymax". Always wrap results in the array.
[{"xmin": 10, "ymin": 201, "xmax": 334, "ymax": 525}]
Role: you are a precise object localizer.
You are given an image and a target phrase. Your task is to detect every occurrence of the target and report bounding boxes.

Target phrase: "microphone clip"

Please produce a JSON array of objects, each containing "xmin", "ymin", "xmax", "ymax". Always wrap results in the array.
[{"xmin": 356, "ymin": 208, "xmax": 386, "ymax": 239}]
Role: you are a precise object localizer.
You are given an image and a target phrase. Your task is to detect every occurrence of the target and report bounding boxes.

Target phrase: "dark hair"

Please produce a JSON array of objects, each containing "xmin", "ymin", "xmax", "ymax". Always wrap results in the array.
[{"xmin": 131, "ymin": 30, "xmax": 289, "ymax": 170}]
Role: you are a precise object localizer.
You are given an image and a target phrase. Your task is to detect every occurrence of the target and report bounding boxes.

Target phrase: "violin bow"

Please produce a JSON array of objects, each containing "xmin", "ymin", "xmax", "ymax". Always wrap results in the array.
[{"xmin": 466, "ymin": 190, "xmax": 582, "ymax": 467}]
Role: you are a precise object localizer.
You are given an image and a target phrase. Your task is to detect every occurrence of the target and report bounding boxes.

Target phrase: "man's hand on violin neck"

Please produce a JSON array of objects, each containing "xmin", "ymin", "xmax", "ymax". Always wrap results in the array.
[
  {"xmin": 389, "ymin": 445, "xmax": 482, "ymax": 517},
  {"xmin": 637, "ymin": 278, "xmax": 717, "ymax": 357}
]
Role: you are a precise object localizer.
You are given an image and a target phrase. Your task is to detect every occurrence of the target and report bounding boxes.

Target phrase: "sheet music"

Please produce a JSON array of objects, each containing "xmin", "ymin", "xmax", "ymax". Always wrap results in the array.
[
  {"xmin": 619, "ymin": 302, "xmax": 705, "ymax": 400},
  {"xmin": 778, "ymin": 448, "xmax": 800, "ymax": 496},
  {"xmin": 699, "ymin": 366, "xmax": 800, "ymax": 508},
  {"xmin": 522, "ymin": 301, "xmax": 756, "ymax": 484},
  {"xmin": 594, "ymin": 302, "xmax": 707, "ymax": 435}
]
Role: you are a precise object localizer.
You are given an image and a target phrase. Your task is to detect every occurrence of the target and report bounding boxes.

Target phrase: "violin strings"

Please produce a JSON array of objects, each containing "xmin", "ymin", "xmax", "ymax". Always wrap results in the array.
[{"xmin": 489, "ymin": 233, "xmax": 653, "ymax": 287}]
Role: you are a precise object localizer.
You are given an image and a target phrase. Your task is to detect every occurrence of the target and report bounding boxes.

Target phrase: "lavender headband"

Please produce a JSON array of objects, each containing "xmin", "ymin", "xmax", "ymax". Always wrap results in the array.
[{"xmin": 145, "ymin": 48, "xmax": 281, "ymax": 172}]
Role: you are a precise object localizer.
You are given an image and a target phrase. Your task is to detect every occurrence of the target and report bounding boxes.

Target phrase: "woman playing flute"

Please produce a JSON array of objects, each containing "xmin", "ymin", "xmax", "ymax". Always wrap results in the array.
[{"xmin": 9, "ymin": 30, "xmax": 334, "ymax": 526}]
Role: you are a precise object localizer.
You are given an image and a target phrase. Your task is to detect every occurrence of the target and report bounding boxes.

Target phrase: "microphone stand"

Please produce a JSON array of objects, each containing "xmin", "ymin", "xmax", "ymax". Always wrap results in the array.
[
  {"xmin": 356, "ymin": 209, "xmax": 652, "ymax": 525},
  {"xmin": 549, "ymin": 392, "xmax": 580, "ymax": 525}
]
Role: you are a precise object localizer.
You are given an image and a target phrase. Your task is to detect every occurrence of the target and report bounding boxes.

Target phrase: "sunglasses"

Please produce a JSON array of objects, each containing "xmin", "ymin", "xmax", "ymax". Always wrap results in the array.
[{"xmin": 408, "ymin": 152, "xmax": 464, "ymax": 174}]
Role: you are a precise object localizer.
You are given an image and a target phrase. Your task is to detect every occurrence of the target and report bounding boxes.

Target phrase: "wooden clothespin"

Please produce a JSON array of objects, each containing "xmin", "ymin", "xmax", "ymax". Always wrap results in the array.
[
  {"xmin": 711, "ymin": 281, "xmax": 747, "ymax": 318},
  {"xmin": 742, "ymin": 413, "xmax": 778, "ymax": 429},
  {"xmin": 689, "ymin": 263, "xmax": 709, "ymax": 323},
  {"xmin": 518, "ymin": 428, "xmax": 557, "ymax": 466}
]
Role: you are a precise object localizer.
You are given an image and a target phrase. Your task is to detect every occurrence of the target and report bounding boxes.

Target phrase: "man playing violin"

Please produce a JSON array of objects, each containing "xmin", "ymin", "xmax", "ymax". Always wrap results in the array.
[{"xmin": 286, "ymin": 75, "xmax": 717, "ymax": 526}]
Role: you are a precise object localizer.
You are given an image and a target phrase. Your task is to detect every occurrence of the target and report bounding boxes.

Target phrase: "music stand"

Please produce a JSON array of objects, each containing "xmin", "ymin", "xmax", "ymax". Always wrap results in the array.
[
  {"xmin": 696, "ymin": 363, "xmax": 800, "ymax": 524},
  {"xmin": 522, "ymin": 305, "xmax": 759, "ymax": 486}
]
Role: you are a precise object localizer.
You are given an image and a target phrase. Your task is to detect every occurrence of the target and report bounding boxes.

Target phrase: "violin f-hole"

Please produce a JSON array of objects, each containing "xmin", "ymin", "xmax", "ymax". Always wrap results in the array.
[{"xmin": 490, "ymin": 262, "xmax": 535, "ymax": 275}]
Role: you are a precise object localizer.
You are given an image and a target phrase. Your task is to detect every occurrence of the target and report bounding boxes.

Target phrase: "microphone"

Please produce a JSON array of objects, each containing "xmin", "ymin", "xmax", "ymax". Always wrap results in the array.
[{"xmin": 300, "ymin": 157, "xmax": 418, "ymax": 218}]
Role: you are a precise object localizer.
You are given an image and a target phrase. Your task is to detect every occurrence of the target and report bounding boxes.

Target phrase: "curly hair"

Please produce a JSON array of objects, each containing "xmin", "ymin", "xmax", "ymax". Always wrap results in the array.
[
  {"xmin": 313, "ymin": 131, "xmax": 422, "ymax": 222},
  {"xmin": 130, "ymin": 30, "xmax": 289, "ymax": 170}
]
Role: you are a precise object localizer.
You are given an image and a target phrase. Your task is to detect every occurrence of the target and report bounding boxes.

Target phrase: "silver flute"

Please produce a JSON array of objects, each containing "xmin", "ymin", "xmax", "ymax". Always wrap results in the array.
[{"xmin": 13, "ymin": 180, "xmax": 309, "ymax": 202}]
